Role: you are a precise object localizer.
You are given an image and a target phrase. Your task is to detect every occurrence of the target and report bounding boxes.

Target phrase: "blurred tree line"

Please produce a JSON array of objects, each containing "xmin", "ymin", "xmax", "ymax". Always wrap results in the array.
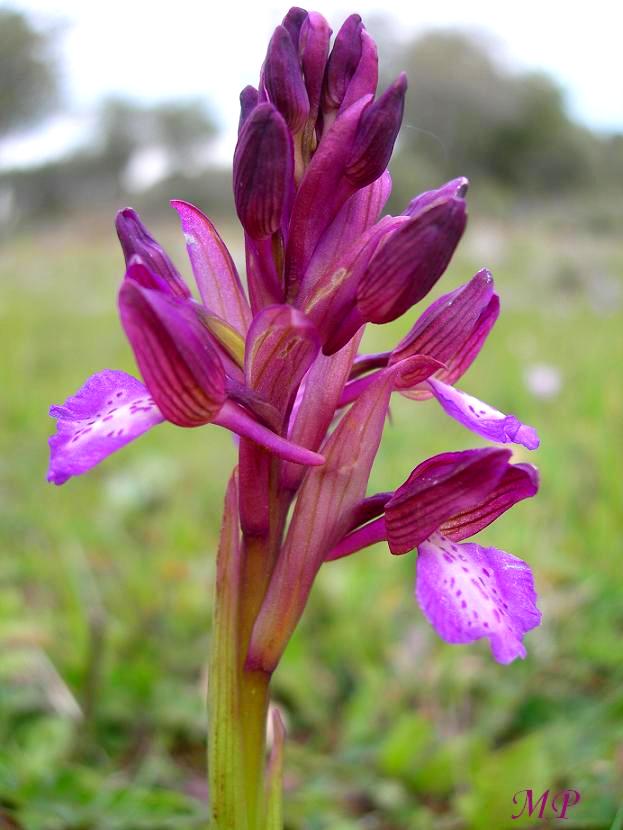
[{"xmin": 1, "ymin": 8, "xmax": 622, "ymax": 234}]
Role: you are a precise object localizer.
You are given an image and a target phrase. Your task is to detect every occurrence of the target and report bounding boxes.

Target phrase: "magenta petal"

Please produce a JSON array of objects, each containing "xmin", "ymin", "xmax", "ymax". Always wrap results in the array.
[
  {"xmin": 441, "ymin": 463, "xmax": 539, "ymax": 541},
  {"xmin": 390, "ymin": 269, "xmax": 496, "ymax": 370},
  {"xmin": 298, "ymin": 171, "xmax": 392, "ymax": 302},
  {"xmin": 415, "ymin": 533, "xmax": 541, "ymax": 663},
  {"xmin": 171, "ymin": 200, "xmax": 251, "ymax": 335},
  {"xmin": 323, "ymin": 14, "xmax": 364, "ymax": 111},
  {"xmin": 385, "ymin": 448, "xmax": 511, "ymax": 554},
  {"xmin": 299, "ymin": 12, "xmax": 331, "ymax": 126},
  {"xmin": 428, "ymin": 378, "xmax": 540, "ymax": 450},
  {"xmin": 115, "ymin": 208, "xmax": 191, "ymax": 299},
  {"xmin": 282, "ymin": 331, "xmax": 362, "ymax": 492},
  {"xmin": 119, "ymin": 271, "xmax": 226, "ymax": 427},
  {"xmin": 340, "ymin": 29, "xmax": 378, "ymax": 112},
  {"xmin": 245, "ymin": 304, "xmax": 319, "ymax": 425},
  {"xmin": 285, "ymin": 93, "xmax": 372, "ymax": 296},
  {"xmin": 48, "ymin": 370, "xmax": 164, "ymax": 485}
]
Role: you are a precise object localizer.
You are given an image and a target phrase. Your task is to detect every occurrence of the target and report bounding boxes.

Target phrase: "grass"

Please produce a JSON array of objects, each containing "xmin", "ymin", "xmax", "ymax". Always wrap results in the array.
[{"xmin": 0, "ymin": 204, "xmax": 622, "ymax": 829}]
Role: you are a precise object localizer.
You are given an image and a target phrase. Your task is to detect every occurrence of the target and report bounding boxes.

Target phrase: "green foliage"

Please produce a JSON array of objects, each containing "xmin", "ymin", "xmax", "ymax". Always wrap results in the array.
[{"xmin": 1, "ymin": 210, "xmax": 622, "ymax": 828}]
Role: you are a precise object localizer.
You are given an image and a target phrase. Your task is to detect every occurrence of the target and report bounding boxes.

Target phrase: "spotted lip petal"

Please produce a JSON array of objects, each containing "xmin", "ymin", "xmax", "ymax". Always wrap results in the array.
[
  {"xmin": 385, "ymin": 448, "xmax": 512, "ymax": 554},
  {"xmin": 48, "ymin": 370, "xmax": 164, "ymax": 485},
  {"xmin": 415, "ymin": 533, "xmax": 541, "ymax": 664},
  {"xmin": 427, "ymin": 377, "xmax": 540, "ymax": 450}
]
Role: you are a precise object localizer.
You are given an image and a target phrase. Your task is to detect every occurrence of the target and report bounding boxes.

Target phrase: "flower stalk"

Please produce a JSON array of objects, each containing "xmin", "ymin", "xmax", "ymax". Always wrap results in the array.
[{"xmin": 47, "ymin": 7, "xmax": 542, "ymax": 828}]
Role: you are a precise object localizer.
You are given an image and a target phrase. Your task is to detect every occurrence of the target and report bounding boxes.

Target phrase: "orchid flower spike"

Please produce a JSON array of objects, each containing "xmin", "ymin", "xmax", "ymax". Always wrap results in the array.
[{"xmin": 48, "ymin": 5, "xmax": 541, "ymax": 688}]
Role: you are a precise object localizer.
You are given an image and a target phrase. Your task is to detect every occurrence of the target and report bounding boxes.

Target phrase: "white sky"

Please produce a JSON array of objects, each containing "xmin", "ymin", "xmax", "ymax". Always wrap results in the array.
[{"xmin": 2, "ymin": 0, "xmax": 622, "ymax": 168}]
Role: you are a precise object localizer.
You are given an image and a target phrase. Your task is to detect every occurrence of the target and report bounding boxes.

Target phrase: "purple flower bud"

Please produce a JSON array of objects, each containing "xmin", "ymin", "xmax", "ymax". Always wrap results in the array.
[
  {"xmin": 340, "ymin": 29, "xmax": 378, "ymax": 112},
  {"xmin": 119, "ymin": 261, "xmax": 226, "ymax": 427},
  {"xmin": 323, "ymin": 14, "xmax": 363, "ymax": 110},
  {"xmin": 115, "ymin": 208, "xmax": 190, "ymax": 299},
  {"xmin": 282, "ymin": 6, "xmax": 308, "ymax": 47},
  {"xmin": 404, "ymin": 176, "xmax": 469, "ymax": 216},
  {"xmin": 233, "ymin": 103, "xmax": 294, "ymax": 240},
  {"xmin": 299, "ymin": 12, "xmax": 331, "ymax": 127},
  {"xmin": 238, "ymin": 85, "xmax": 259, "ymax": 133},
  {"xmin": 357, "ymin": 181, "xmax": 467, "ymax": 324},
  {"xmin": 345, "ymin": 73, "xmax": 407, "ymax": 187},
  {"xmin": 263, "ymin": 25, "xmax": 310, "ymax": 133}
]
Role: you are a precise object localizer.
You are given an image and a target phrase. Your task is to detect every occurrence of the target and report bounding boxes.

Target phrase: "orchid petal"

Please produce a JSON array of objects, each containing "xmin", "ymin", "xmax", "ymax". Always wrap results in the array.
[
  {"xmin": 323, "ymin": 14, "xmax": 364, "ymax": 111},
  {"xmin": 282, "ymin": 331, "xmax": 362, "ymax": 492},
  {"xmin": 264, "ymin": 25, "xmax": 310, "ymax": 133},
  {"xmin": 385, "ymin": 448, "xmax": 511, "ymax": 554},
  {"xmin": 440, "ymin": 295, "xmax": 499, "ymax": 386},
  {"xmin": 428, "ymin": 377, "xmax": 540, "ymax": 450},
  {"xmin": 339, "ymin": 29, "xmax": 378, "ymax": 112},
  {"xmin": 238, "ymin": 85, "xmax": 259, "ymax": 132},
  {"xmin": 119, "ymin": 267, "xmax": 226, "ymax": 427},
  {"xmin": 172, "ymin": 200, "xmax": 251, "ymax": 335},
  {"xmin": 441, "ymin": 463, "xmax": 539, "ymax": 541},
  {"xmin": 115, "ymin": 208, "xmax": 190, "ymax": 299},
  {"xmin": 214, "ymin": 401, "xmax": 324, "ymax": 467},
  {"xmin": 345, "ymin": 74, "xmax": 406, "ymax": 188},
  {"xmin": 390, "ymin": 269, "xmax": 495, "ymax": 369},
  {"xmin": 298, "ymin": 171, "xmax": 392, "ymax": 302},
  {"xmin": 48, "ymin": 370, "xmax": 164, "ymax": 485},
  {"xmin": 245, "ymin": 305, "xmax": 319, "ymax": 425},
  {"xmin": 299, "ymin": 12, "xmax": 331, "ymax": 129},
  {"xmin": 416, "ymin": 533, "xmax": 541, "ymax": 663}
]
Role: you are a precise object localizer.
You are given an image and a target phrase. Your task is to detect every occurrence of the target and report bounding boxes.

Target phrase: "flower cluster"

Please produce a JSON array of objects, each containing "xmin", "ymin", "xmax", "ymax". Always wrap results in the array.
[{"xmin": 48, "ymin": 6, "xmax": 541, "ymax": 666}]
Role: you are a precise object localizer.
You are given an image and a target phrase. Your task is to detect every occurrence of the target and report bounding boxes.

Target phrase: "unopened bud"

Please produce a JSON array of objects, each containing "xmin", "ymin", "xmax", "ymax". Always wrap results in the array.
[
  {"xmin": 345, "ymin": 73, "xmax": 407, "ymax": 187},
  {"xmin": 233, "ymin": 103, "xmax": 294, "ymax": 240},
  {"xmin": 264, "ymin": 25, "xmax": 310, "ymax": 133}
]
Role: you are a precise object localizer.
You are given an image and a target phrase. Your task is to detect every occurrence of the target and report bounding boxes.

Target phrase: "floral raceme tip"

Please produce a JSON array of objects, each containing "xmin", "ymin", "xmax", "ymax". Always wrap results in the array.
[{"xmin": 48, "ymin": 6, "xmax": 542, "ymax": 824}]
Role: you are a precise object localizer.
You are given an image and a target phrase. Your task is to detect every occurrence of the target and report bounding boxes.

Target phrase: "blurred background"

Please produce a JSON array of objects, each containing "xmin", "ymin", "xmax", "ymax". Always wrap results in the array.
[{"xmin": 1, "ymin": 1, "xmax": 622, "ymax": 828}]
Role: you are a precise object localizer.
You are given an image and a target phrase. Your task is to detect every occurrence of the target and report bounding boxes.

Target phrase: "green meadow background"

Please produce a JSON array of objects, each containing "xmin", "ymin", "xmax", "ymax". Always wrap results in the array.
[{"xmin": 1, "ymin": 201, "xmax": 622, "ymax": 828}]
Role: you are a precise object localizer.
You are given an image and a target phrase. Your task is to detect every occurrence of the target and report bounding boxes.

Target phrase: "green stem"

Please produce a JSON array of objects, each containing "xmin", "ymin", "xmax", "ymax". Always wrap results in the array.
[{"xmin": 238, "ymin": 461, "xmax": 292, "ymax": 828}]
